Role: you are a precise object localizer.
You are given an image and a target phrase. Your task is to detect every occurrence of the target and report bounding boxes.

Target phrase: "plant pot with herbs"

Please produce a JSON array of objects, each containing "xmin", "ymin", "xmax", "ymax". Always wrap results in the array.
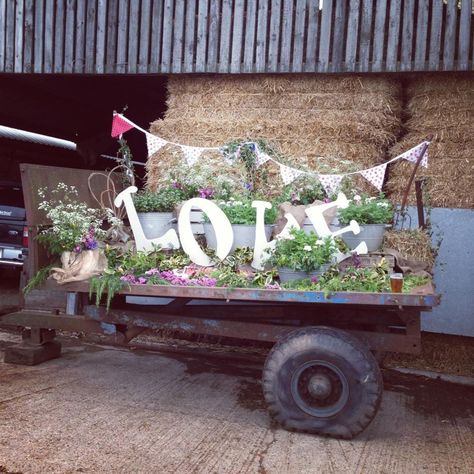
[
  {"xmin": 134, "ymin": 187, "xmax": 186, "ymax": 239},
  {"xmin": 336, "ymin": 194, "xmax": 393, "ymax": 252},
  {"xmin": 266, "ymin": 228, "xmax": 337, "ymax": 283},
  {"xmin": 204, "ymin": 198, "xmax": 277, "ymax": 253}
]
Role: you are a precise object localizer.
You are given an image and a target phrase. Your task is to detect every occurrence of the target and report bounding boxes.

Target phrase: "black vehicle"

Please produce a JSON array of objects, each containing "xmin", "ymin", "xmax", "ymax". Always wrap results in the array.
[{"xmin": 0, "ymin": 181, "xmax": 28, "ymax": 269}]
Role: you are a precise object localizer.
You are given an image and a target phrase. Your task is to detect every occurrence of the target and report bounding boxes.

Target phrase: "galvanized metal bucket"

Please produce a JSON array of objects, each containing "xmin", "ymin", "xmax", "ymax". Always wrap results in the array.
[
  {"xmin": 204, "ymin": 223, "xmax": 273, "ymax": 253},
  {"xmin": 137, "ymin": 212, "xmax": 174, "ymax": 239},
  {"xmin": 339, "ymin": 224, "xmax": 388, "ymax": 252},
  {"xmin": 278, "ymin": 264, "xmax": 330, "ymax": 283}
]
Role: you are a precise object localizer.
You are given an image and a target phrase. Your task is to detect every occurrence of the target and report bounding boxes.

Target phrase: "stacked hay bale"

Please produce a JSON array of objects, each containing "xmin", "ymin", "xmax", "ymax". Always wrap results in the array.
[
  {"xmin": 147, "ymin": 75, "xmax": 402, "ymax": 195},
  {"xmin": 386, "ymin": 74, "xmax": 474, "ymax": 208}
]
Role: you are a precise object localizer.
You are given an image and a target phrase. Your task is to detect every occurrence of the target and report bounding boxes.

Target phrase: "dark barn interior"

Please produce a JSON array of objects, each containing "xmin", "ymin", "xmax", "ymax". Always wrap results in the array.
[{"xmin": 0, "ymin": 75, "xmax": 168, "ymax": 183}]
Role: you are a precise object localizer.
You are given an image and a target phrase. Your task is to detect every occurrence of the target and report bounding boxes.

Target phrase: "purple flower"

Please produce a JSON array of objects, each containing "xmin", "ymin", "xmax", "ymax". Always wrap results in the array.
[
  {"xmin": 73, "ymin": 245, "xmax": 82, "ymax": 253},
  {"xmin": 145, "ymin": 268, "xmax": 160, "ymax": 276},
  {"xmin": 171, "ymin": 181, "xmax": 182, "ymax": 189},
  {"xmin": 244, "ymin": 183, "xmax": 253, "ymax": 191},
  {"xmin": 137, "ymin": 277, "xmax": 147, "ymax": 285},
  {"xmin": 310, "ymin": 276, "xmax": 319, "ymax": 284},
  {"xmin": 198, "ymin": 187, "xmax": 215, "ymax": 199},
  {"xmin": 323, "ymin": 198, "xmax": 331, "ymax": 203},
  {"xmin": 265, "ymin": 282, "xmax": 281, "ymax": 290},
  {"xmin": 85, "ymin": 239, "xmax": 98, "ymax": 250},
  {"xmin": 351, "ymin": 252, "xmax": 362, "ymax": 268}
]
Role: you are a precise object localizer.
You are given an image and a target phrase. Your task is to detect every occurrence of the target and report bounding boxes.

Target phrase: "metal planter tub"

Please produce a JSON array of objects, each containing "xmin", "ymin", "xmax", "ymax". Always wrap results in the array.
[
  {"xmin": 204, "ymin": 223, "xmax": 273, "ymax": 253},
  {"xmin": 339, "ymin": 224, "xmax": 389, "ymax": 252},
  {"xmin": 137, "ymin": 212, "xmax": 174, "ymax": 239},
  {"xmin": 278, "ymin": 264, "xmax": 330, "ymax": 283}
]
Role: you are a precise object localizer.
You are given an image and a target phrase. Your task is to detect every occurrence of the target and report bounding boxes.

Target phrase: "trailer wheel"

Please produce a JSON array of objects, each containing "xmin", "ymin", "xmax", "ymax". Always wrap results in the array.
[{"xmin": 262, "ymin": 327, "xmax": 383, "ymax": 439}]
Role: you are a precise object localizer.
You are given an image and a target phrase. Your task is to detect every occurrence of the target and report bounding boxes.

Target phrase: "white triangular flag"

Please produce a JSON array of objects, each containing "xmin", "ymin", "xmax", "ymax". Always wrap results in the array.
[
  {"xmin": 318, "ymin": 174, "xmax": 343, "ymax": 195},
  {"xmin": 146, "ymin": 134, "xmax": 167, "ymax": 157},
  {"xmin": 399, "ymin": 142, "xmax": 429, "ymax": 168},
  {"xmin": 181, "ymin": 145, "xmax": 202, "ymax": 166},
  {"xmin": 280, "ymin": 164, "xmax": 303, "ymax": 185},
  {"xmin": 359, "ymin": 163, "xmax": 387, "ymax": 191},
  {"xmin": 256, "ymin": 151, "xmax": 271, "ymax": 168}
]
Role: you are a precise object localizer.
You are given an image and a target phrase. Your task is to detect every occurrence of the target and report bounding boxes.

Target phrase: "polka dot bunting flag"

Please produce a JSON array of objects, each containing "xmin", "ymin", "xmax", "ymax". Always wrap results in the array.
[
  {"xmin": 318, "ymin": 174, "xmax": 343, "ymax": 195},
  {"xmin": 279, "ymin": 164, "xmax": 304, "ymax": 185},
  {"xmin": 255, "ymin": 151, "xmax": 271, "ymax": 168},
  {"xmin": 181, "ymin": 145, "xmax": 203, "ymax": 166},
  {"xmin": 146, "ymin": 134, "xmax": 167, "ymax": 157},
  {"xmin": 400, "ymin": 142, "xmax": 429, "ymax": 168},
  {"xmin": 359, "ymin": 163, "xmax": 387, "ymax": 191}
]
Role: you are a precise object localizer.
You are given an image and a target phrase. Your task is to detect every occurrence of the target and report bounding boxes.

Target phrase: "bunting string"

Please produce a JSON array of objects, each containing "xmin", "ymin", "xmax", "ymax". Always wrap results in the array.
[{"xmin": 111, "ymin": 112, "xmax": 430, "ymax": 193}]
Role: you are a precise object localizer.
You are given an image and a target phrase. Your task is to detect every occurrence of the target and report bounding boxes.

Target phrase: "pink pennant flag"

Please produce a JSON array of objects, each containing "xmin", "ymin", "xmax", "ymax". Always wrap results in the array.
[
  {"xmin": 319, "ymin": 174, "xmax": 343, "ymax": 195},
  {"xmin": 359, "ymin": 163, "xmax": 387, "ymax": 191},
  {"xmin": 111, "ymin": 114, "xmax": 134, "ymax": 137},
  {"xmin": 181, "ymin": 145, "xmax": 202, "ymax": 166},
  {"xmin": 146, "ymin": 134, "xmax": 167, "ymax": 157},
  {"xmin": 280, "ymin": 164, "xmax": 304, "ymax": 185},
  {"xmin": 400, "ymin": 142, "xmax": 429, "ymax": 168}
]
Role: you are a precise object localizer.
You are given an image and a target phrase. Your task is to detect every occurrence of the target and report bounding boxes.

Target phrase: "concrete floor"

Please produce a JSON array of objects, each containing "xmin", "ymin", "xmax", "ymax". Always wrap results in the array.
[{"xmin": 0, "ymin": 333, "xmax": 473, "ymax": 474}]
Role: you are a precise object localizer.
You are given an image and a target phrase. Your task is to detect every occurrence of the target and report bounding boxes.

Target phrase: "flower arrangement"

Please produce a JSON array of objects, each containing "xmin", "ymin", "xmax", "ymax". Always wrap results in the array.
[
  {"xmin": 267, "ymin": 228, "xmax": 337, "ymax": 273},
  {"xmin": 280, "ymin": 175, "xmax": 327, "ymax": 205},
  {"xmin": 337, "ymin": 194, "xmax": 393, "ymax": 225},
  {"xmin": 133, "ymin": 187, "xmax": 187, "ymax": 213},
  {"xmin": 37, "ymin": 183, "xmax": 108, "ymax": 255}
]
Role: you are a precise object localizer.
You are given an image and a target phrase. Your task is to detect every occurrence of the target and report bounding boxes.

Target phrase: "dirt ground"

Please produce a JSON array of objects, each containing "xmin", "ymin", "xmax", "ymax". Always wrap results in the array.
[{"xmin": 0, "ymin": 333, "xmax": 473, "ymax": 474}]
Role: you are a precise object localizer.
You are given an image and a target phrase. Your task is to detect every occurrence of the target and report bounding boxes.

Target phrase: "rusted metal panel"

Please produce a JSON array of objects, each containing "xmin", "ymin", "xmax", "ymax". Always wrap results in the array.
[{"xmin": 45, "ymin": 279, "xmax": 439, "ymax": 309}]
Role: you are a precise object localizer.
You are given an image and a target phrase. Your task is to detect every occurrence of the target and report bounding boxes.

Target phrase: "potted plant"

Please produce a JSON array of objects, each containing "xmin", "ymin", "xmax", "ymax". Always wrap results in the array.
[
  {"xmin": 204, "ymin": 198, "xmax": 277, "ymax": 253},
  {"xmin": 336, "ymin": 194, "xmax": 393, "ymax": 251},
  {"xmin": 267, "ymin": 228, "xmax": 337, "ymax": 282},
  {"xmin": 134, "ymin": 187, "xmax": 186, "ymax": 239}
]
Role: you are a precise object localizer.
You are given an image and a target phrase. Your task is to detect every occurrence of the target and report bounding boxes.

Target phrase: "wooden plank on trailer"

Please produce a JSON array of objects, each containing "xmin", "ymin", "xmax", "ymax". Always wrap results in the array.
[
  {"xmin": 230, "ymin": 0, "xmax": 245, "ymax": 73},
  {"xmin": 74, "ymin": 0, "xmax": 87, "ymax": 72},
  {"xmin": 127, "ymin": 0, "xmax": 140, "ymax": 73},
  {"xmin": 14, "ymin": 0, "xmax": 24, "ymax": 73},
  {"xmin": 372, "ymin": 0, "xmax": 387, "ymax": 72},
  {"xmin": 171, "ymin": 0, "xmax": 185, "ymax": 72},
  {"xmin": 33, "ymin": 0, "xmax": 44, "ymax": 72},
  {"xmin": 138, "ymin": 0, "xmax": 152, "ymax": 73},
  {"xmin": 150, "ymin": 0, "xmax": 164, "ymax": 72},
  {"xmin": 268, "ymin": 0, "xmax": 281, "ymax": 72},
  {"xmin": 386, "ymin": 0, "xmax": 401, "ymax": 71},
  {"xmin": 86, "ymin": 0, "xmax": 97, "ymax": 73},
  {"xmin": 195, "ymin": 0, "xmax": 208, "ymax": 72},
  {"xmin": 207, "ymin": 0, "xmax": 219, "ymax": 71},
  {"xmin": 414, "ymin": 0, "xmax": 429, "ymax": 71},
  {"xmin": 359, "ymin": 0, "xmax": 373, "ymax": 71},
  {"xmin": 279, "ymin": 0, "xmax": 294, "ymax": 72},
  {"xmin": 64, "ymin": 0, "xmax": 76, "ymax": 72},
  {"xmin": 458, "ymin": 0, "xmax": 472, "ymax": 70},
  {"xmin": 116, "ymin": 0, "xmax": 129, "ymax": 73},
  {"xmin": 53, "ymin": 0, "xmax": 65, "ymax": 73},
  {"xmin": 23, "ymin": 0, "xmax": 34, "ymax": 73},
  {"xmin": 319, "ymin": 0, "xmax": 333, "ymax": 72},
  {"xmin": 428, "ymin": 0, "xmax": 443, "ymax": 70},
  {"xmin": 183, "ymin": 0, "xmax": 196, "ymax": 73},
  {"xmin": 292, "ymin": 0, "xmax": 306, "ymax": 72},
  {"xmin": 400, "ymin": 0, "xmax": 414, "ymax": 71},
  {"xmin": 305, "ymin": 0, "xmax": 319, "ymax": 72},
  {"xmin": 331, "ymin": 0, "xmax": 346, "ymax": 72},
  {"xmin": 5, "ymin": 0, "xmax": 15, "ymax": 72},
  {"xmin": 255, "ymin": 0, "xmax": 268, "ymax": 72},
  {"xmin": 96, "ymin": 0, "xmax": 107, "ymax": 73},
  {"xmin": 443, "ymin": 0, "xmax": 458, "ymax": 71},
  {"xmin": 243, "ymin": 0, "xmax": 257, "ymax": 72},
  {"xmin": 218, "ymin": 0, "xmax": 232, "ymax": 72}
]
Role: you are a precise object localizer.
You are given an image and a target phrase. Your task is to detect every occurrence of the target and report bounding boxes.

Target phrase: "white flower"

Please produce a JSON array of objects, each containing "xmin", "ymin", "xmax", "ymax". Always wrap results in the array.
[
  {"xmin": 234, "ymin": 201, "xmax": 243, "ymax": 206},
  {"xmin": 316, "ymin": 240, "xmax": 324, "ymax": 245},
  {"xmin": 287, "ymin": 235, "xmax": 295, "ymax": 240},
  {"xmin": 367, "ymin": 196, "xmax": 376, "ymax": 201},
  {"xmin": 353, "ymin": 195, "xmax": 362, "ymax": 202},
  {"xmin": 376, "ymin": 202, "xmax": 389, "ymax": 207},
  {"xmin": 303, "ymin": 245, "xmax": 312, "ymax": 251}
]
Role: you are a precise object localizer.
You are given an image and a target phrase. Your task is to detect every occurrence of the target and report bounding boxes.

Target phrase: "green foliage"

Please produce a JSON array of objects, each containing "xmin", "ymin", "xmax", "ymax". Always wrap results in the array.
[
  {"xmin": 279, "ymin": 175, "xmax": 327, "ymax": 205},
  {"xmin": 203, "ymin": 198, "xmax": 278, "ymax": 225},
  {"xmin": 338, "ymin": 194, "xmax": 393, "ymax": 225},
  {"xmin": 23, "ymin": 265, "xmax": 55, "ymax": 294},
  {"xmin": 89, "ymin": 273, "xmax": 126, "ymax": 311},
  {"xmin": 133, "ymin": 187, "xmax": 186, "ymax": 213},
  {"xmin": 117, "ymin": 137, "xmax": 135, "ymax": 186},
  {"xmin": 268, "ymin": 228, "xmax": 337, "ymax": 272}
]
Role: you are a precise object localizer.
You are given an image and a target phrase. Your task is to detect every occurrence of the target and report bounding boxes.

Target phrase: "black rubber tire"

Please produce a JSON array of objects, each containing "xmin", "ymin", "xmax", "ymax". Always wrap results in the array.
[{"xmin": 262, "ymin": 327, "xmax": 383, "ymax": 439}]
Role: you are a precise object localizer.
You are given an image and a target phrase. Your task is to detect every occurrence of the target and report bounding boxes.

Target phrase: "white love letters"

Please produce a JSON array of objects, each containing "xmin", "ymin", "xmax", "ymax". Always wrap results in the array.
[{"xmin": 114, "ymin": 187, "xmax": 368, "ymax": 268}]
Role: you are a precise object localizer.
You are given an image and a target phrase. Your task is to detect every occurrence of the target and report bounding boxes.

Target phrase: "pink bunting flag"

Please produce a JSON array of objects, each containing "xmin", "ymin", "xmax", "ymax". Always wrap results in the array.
[
  {"xmin": 400, "ymin": 142, "xmax": 429, "ymax": 168},
  {"xmin": 318, "ymin": 174, "xmax": 343, "ymax": 195},
  {"xmin": 359, "ymin": 163, "xmax": 387, "ymax": 191},
  {"xmin": 181, "ymin": 145, "xmax": 203, "ymax": 166},
  {"xmin": 280, "ymin": 164, "xmax": 304, "ymax": 185},
  {"xmin": 146, "ymin": 134, "xmax": 167, "ymax": 157},
  {"xmin": 111, "ymin": 114, "xmax": 135, "ymax": 137}
]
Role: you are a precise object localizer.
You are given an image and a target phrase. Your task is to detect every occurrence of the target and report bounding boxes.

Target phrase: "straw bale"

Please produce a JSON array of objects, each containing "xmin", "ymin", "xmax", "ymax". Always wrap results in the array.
[
  {"xmin": 383, "ymin": 229, "xmax": 436, "ymax": 272},
  {"xmin": 386, "ymin": 73, "xmax": 474, "ymax": 209},
  {"xmin": 147, "ymin": 74, "xmax": 402, "ymax": 194}
]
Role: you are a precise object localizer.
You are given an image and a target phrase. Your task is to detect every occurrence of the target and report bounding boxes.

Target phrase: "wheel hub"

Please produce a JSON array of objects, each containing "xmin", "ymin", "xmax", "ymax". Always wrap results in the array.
[{"xmin": 307, "ymin": 374, "xmax": 332, "ymax": 399}]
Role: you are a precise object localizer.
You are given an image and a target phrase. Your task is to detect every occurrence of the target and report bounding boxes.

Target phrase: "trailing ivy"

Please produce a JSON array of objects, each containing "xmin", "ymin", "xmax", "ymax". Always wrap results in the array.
[{"xmin": 23, "ymin": 265, "xmax": 55, "ymax": 295}]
